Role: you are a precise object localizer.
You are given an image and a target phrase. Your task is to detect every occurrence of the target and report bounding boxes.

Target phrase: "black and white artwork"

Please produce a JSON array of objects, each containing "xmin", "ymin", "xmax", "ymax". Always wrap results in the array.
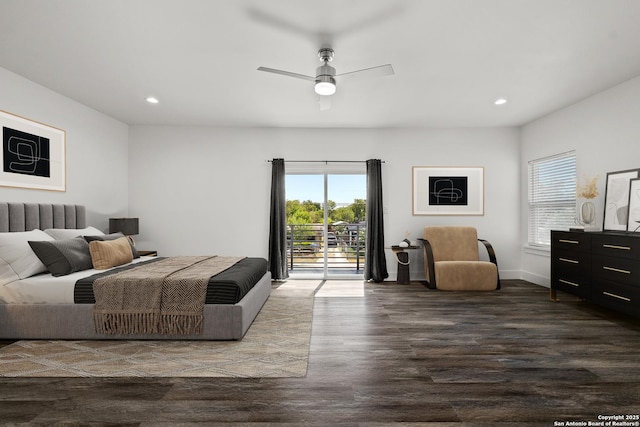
[
  {"xmin": 413, "ymin": 167, "xmax": 483, "ymax": 215},
  {"xmin": 428, "ymin": 176, "xmax": 468, "ymax": 206},
  {"xmin": 3, "ymin": 127, "xmax": 51, "ymax": 178},
  {"xmin": 0, "ymin": 110, "xmax": 65, "ymax": 191},
  {"xmin": 603, "ymin": 168, "xmax": 640, "ymax": 231}
]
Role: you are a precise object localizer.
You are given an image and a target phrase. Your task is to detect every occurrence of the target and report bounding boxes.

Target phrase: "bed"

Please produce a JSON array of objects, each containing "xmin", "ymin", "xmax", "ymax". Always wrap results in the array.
[{"xmin": 0, "ymin": 202, "xmax": 271, "ymax": 340}]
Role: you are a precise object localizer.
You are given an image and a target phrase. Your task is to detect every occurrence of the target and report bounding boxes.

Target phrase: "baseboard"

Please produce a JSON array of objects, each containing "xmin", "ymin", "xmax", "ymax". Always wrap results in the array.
[
  {"xmin": 497, "ymin": 269, "xmax": 520, "ymax": 280},
  {"xmin": 519, "ymin": 271, "xmax": 550, "ymax": 288}
]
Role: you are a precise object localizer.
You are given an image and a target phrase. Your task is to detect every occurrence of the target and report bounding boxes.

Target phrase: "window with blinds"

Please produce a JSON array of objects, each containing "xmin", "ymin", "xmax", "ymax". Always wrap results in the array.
[{"xmin": 528, "ymin": 151, "xmax": 576, "ymax": 246}]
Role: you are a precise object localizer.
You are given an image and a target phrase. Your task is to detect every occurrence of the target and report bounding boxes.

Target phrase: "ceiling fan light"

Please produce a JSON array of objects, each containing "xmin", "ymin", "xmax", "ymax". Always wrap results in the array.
[
  {"xmin": 315, "ymin": 82, "xmax": 335, "ymax": 96},
  {"xmin": 315, "ymin": 77, "xmax": 336, "ymax": 96}
]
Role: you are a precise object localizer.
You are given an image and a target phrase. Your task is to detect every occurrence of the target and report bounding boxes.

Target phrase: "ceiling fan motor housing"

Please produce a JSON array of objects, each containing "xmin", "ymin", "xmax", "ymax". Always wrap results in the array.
[
  {"xmin": 315, "ymin": 63, "xmax": 336, "ymax": 95},
  {"xmin": 316, "ymin": 63, "xmax": 336, "ymax": 79}
]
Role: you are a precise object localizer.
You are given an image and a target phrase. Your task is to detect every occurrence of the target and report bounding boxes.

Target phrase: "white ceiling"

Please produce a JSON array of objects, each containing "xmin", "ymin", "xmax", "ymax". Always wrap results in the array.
[{"xmin": 2, "ymin": 0, "xmax": 640, "ymax": 128}]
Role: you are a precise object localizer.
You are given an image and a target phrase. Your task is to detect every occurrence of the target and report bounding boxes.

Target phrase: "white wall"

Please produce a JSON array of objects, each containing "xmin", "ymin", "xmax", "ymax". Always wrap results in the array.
[
  {"xmin": 520, "ymin": 75, "xmax": 640, "ymax": 286},
  {"xmin": 0, "ymin": 67, "xmax": 130, "ymax": 230},
  {"xmin": 129, "ymin": 126, "xmax": 521, "ymax": 280}
]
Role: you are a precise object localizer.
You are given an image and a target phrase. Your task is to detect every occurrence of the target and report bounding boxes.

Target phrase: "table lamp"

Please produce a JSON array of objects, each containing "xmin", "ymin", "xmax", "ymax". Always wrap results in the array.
[{"xmin": 109, "ymin": 217, "xmax": 139, "ymax": 245}]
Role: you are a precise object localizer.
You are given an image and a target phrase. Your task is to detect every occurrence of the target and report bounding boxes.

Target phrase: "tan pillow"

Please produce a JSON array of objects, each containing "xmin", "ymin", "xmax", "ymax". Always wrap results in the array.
[{"xmin": 89, "ymin": 237, "xmax": 133, "ymax": 270}]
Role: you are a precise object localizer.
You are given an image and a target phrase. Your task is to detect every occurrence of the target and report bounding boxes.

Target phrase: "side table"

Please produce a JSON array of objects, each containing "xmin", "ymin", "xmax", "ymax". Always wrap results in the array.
[{"xmin": 390, "ymin": 245, "xmax": 420, "ymax": 284}]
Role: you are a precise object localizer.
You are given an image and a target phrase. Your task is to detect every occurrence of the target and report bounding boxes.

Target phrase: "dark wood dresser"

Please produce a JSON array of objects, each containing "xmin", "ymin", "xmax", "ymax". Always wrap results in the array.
[{"xmin": 551, "ymin": 230, "xmax": 639, "ymax": 318}]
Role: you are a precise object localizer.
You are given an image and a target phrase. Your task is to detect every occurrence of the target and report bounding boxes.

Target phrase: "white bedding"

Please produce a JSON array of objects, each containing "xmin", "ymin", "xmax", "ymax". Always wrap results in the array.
[{"xmin": 0, "ymin": 257, "xmax": 154, "ymax": 304}]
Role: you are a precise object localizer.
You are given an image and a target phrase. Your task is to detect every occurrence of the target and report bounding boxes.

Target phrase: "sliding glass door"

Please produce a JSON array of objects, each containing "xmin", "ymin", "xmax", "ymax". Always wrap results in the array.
[{"xmin": 286, "ymin": 171, "xmax": 366, "ymax": 279}]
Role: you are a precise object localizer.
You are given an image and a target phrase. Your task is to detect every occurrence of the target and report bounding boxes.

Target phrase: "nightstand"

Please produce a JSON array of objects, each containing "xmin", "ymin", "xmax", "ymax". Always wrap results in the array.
[
  {"xmin": 390, "ymin": 245, "xmax": 420, "ymax": 284},
  {"xmin": 137, "ymin": 250, "xmax": 157, "ymax": 257}
]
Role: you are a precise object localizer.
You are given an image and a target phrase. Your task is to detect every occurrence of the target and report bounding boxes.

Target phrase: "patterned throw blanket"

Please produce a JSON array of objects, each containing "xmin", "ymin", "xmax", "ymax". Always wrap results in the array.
[{"xmin": 93, "ymin": 256, "xmax": 244, "ymax": 335}]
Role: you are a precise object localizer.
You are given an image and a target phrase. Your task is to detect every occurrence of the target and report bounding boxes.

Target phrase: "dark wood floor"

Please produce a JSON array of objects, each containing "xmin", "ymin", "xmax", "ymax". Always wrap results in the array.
[{"xmin": 1, "ymin": 279, "xmax": 640, "ymax": 426}]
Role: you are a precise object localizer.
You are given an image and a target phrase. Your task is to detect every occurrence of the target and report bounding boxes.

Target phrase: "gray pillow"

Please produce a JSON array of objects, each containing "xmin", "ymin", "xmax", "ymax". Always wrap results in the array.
[
  {"xmin": 28, "ymin": 237, "xmax": 93, "ymax": 277},
  {"xmin": 84, "ymin": 233, "xmax": 140, "ymax": 259}
]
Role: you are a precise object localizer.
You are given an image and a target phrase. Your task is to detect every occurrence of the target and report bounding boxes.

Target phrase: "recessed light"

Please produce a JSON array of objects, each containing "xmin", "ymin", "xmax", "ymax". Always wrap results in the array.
[
  {"xmin": 146, "ymin": 96, "xmax": 159, "ymax": 104},
  {"xmin": 494, "ymin": 98, "xmax": 508, "ymax": 106}
]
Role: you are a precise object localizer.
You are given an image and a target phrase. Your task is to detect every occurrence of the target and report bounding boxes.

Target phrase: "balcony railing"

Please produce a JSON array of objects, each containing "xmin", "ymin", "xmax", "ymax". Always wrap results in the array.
[{"xmin": 287, "ymin": 223, "xmax": 366, "ymax": 273}]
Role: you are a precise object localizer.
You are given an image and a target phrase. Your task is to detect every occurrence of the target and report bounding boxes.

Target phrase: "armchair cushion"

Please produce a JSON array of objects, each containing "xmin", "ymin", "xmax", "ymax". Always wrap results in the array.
[{"xmin": 433, "ymin": 261, "xmax": 498, "ymax": 291}]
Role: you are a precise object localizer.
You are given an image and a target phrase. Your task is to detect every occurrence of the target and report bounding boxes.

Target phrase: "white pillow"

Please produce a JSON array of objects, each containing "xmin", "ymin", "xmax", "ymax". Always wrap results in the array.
[
  {"xmin": 0, "ymin": 229, "xmax": 54, "ymax": 285},
  {"xmin": 44, "ymin": 226, "xmax": 104, "ymax": 240}
]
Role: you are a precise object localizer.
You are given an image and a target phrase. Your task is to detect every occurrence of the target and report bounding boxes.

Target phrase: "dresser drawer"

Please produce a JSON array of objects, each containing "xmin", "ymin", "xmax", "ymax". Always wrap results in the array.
[
  {"xmin": 592, "ymin": 234, "xmax": 640, "ymax": 260},
  {"xmin": 552, "ymin": 249, "xmax": 591, "ymax": 274},
  {"xmin": 551, "ymin": 231, "xmax": 591, "ymax": 253},
  {"xmin": 592, "ymin": 279, "xmax": 639, "ymax": 316},
  {"xmin": 592, "ymin": 255, "xmax": 640, "ymax": 286},
  {"xmin": 551, "ymin": 275, "xmax": 591, "ymax": 299}
]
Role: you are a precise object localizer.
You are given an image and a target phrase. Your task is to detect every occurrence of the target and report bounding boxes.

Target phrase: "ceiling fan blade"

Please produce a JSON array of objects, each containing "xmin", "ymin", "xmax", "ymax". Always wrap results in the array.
[
  {"xmin": 336, "ymin": 64, "xmax": 395, "ymax": 81},
  {"xmin": 319, "ymin": 96, "xmax": 332, "ymax": 111},
  {"xmin": 257, "ymin": 66, "xmax": 315, "ymax": 81}
]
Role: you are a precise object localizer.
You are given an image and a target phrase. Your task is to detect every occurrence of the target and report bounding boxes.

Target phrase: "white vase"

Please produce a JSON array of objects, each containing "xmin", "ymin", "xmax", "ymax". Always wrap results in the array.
[{"xmin": 580, "ymin": 201, "xmax": 596, "ymax": 226}]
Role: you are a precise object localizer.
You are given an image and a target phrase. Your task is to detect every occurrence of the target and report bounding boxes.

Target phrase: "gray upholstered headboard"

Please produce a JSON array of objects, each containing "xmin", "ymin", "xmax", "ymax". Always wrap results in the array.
[{"xmin": 0, "ymin": 203, "xmax": 86, "ymax": 232}]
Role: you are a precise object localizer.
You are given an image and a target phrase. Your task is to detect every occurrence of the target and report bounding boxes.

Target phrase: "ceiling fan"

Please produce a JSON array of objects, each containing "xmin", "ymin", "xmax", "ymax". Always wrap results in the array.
[{"xmin": 257, "ymin": 48, "xmax": 394, "ymax": 107}]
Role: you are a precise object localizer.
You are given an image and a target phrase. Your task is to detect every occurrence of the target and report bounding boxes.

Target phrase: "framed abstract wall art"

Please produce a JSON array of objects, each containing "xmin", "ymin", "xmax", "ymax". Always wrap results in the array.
[
  {"xmin": 0, "ymin": 110, "xmax": 65, "ymax": 191},
  {"xmin": 602, "ymin": 168, "xmax": 640, "ymax": 231},
  {"xmin": 412, "ymin": 166, "xmax": 484, "ymax": 215}
]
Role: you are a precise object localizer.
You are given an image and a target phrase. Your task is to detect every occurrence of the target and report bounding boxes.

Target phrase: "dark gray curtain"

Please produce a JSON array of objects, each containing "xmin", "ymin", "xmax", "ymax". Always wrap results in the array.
[
  {"xmin": 365, "ymin": 159, "xmax": 388, "ymax": 282},
  {"xmin": 268, "ymin": 158, "xmax": 289, "ymax": 280}
]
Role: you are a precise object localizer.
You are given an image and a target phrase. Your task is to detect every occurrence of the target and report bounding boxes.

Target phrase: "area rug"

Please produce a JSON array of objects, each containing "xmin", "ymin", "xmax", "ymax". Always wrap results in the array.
[{"xmin": 0, "ymin": 296, "xmax": 313, "ymax": 378}]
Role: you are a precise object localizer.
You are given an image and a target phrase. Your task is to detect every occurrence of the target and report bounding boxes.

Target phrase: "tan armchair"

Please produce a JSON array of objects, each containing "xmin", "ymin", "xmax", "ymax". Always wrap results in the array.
[{"xmin": 419, "ymin": 226, "xmax": 500, "ymax": 291}]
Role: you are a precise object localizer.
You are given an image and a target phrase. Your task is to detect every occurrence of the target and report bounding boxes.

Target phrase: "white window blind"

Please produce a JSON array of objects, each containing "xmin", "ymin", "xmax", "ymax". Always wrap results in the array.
[{"xmin": 528, "ymin": 151, "xmax": 576, "ymax": 246}]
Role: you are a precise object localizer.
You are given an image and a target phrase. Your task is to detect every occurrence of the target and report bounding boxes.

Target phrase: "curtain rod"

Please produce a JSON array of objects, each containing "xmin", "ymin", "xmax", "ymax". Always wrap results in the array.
[{"xmin": 266, "ymin": 160, "xmax": 385, "ymax": 164}]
